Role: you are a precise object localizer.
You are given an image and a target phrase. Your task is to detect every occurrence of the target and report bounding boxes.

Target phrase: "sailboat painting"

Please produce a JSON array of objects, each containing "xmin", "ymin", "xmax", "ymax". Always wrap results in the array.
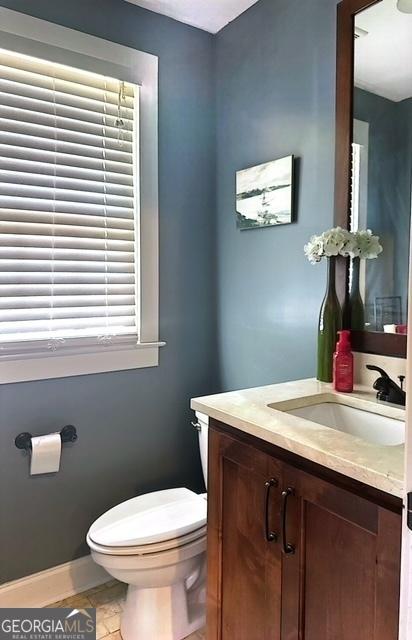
[{"xmin": 236, "ymin": 156, "xmax": 294, "ymax": 230}]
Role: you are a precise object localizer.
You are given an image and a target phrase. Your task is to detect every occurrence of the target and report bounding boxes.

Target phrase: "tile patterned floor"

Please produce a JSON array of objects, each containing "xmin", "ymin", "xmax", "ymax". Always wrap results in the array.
[{"xmin": 49, "ymin": 580, "xmax": 205, "ymax": 640}]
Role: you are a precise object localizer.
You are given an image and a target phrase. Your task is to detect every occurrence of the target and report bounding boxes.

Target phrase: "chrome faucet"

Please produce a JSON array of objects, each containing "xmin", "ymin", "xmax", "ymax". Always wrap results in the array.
[{"xmin": 366, "ymin": 365, "xmax": 406, "ymax": 407}]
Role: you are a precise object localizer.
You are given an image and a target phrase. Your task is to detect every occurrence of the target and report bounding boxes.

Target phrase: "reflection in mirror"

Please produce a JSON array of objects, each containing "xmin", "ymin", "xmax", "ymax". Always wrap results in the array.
[{"xmin": 351, "ymin": 0, "xmax": 412, "ymax": 334}]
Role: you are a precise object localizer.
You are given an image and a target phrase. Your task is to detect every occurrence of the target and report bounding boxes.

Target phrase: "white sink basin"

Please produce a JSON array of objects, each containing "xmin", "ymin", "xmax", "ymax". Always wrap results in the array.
[{"xmin": 286, "ymin": 402, "xmax": 404, "ymax": 446}]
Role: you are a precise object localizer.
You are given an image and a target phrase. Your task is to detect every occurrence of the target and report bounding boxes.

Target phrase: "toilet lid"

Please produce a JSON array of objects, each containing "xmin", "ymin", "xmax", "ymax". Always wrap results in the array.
[{"xmin": 88, "ymin": 488, "xmax": 207, "ymax": 547}]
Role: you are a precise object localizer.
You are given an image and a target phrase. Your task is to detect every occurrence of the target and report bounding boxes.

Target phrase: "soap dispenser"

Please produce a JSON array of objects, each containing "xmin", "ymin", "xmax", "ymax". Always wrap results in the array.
[{"xmin": 333, "ymin": 330, "xmax": 353, "ymax": 393}]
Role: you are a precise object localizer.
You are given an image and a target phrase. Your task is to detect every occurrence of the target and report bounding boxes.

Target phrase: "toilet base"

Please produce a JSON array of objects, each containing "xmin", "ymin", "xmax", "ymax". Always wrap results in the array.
[{"xmin": 120, "ymin": 573, "xmax": 206, "ymax": 640}]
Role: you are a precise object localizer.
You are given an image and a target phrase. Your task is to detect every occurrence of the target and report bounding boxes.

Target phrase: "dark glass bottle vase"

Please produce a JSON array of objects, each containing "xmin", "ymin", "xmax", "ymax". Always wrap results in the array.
[
  {"xmin": 317, "ymin": 257, "xmax": 342, "ymax": 383},
  {"xmin": 343, "ymin": 257, "xmax": 365, "ymax": 331}
]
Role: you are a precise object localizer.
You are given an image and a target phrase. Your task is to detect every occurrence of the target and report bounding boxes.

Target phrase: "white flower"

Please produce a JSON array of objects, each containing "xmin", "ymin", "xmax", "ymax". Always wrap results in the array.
[
  {"xmin": 304, "ymin": 227, "xmax": 383, "ymax": 263},
  {"xmin": 304, "ymin": 227, "xmax": 352, "ymax": 264},
  {"xmin": 304, "ymin": 235, "xmax": 324, "ymax": 264},
  {"xmin": 347, "ymin": 229, "xmax": 383, "ymax": 260}
]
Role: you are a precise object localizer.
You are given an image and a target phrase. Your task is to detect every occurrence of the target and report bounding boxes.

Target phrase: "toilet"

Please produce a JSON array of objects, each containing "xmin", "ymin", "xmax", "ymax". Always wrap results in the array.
[{"xmin": 86, "ymin": 412, "xmax": 209, "ymax": 640}]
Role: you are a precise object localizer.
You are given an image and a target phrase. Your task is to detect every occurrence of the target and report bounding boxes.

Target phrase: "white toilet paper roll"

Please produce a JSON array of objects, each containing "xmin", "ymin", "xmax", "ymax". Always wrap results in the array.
[{"xmin": 30, "ymin": 433, "xmax": 62, "ymax": 475}]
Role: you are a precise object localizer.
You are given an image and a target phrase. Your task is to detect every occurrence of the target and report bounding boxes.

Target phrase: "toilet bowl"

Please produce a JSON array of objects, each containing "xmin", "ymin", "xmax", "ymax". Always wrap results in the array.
[{"xmin": 87, "ymin": 412, "xmax": 209, "ymax": 640}]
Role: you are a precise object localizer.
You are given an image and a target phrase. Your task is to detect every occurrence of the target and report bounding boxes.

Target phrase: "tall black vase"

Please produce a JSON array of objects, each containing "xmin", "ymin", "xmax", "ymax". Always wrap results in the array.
[
  {"xmin": 317, "ymin": 257, "xmax": 342, "ymax": 383},
  {"xmin": 343, "ymin": 257, "xmax": 365, "ymax": 331}
]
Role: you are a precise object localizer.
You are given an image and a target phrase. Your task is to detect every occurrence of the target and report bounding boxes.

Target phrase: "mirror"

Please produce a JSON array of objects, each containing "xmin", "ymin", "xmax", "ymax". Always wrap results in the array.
[{"xmin": 351, "ymin": 0, "xmax": 412, "ymax": 335}]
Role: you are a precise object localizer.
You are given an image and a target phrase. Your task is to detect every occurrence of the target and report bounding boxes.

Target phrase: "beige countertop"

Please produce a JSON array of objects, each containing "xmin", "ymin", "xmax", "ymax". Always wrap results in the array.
[{"xmin": 191, "ymin": 379, "xmax": 405, "ymax": 499}]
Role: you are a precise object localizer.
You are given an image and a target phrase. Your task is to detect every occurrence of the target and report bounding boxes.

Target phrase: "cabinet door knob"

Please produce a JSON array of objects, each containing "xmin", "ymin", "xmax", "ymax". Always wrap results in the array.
[
  {"xmin": 264, "ymin": 478, "xmax": 279, "ymax": 543},
  {"xmin": 281, "ymin": 487, "xmax": 296, "ymax": 555}
]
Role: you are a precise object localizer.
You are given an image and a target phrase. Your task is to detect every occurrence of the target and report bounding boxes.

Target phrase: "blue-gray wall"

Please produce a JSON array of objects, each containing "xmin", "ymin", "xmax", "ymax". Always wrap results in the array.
[
  {"xmin": 215, "ymin": 0, "xmax": 339, "ymax": 390},
  {"xmin": 0, "ymin": 0, "xmax": 216, "ymax": 584},
  {"xmin": 0, "ymin": 0, "xmax": 343, "ymax": 584},
  {"xmin": 354, "ymin": 88, "xmax": 412, "ymax": 327}
]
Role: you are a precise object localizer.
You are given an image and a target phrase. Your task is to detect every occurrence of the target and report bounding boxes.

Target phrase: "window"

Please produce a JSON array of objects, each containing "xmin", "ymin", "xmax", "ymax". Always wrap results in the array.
[
  {"xmin": 0, "ymin": 8, "xmax": 160, "ymax": 383},
  {"xmin": 0, "ymin": 49, "xmax": 140, "ymax": 352},
  {"xmin": 350, "ymin": 142, "xmax": 362, "ymax": 231},
  {"xmin": 351, "ymin": 119, "xmax": 369, "ymax": 304}
]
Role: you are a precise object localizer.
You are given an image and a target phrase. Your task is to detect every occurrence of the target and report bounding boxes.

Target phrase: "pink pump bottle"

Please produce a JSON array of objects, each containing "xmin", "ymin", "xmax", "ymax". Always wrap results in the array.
[{"xmin": 333, "ymin": 330, "xmax": 354, "ymax": 393}]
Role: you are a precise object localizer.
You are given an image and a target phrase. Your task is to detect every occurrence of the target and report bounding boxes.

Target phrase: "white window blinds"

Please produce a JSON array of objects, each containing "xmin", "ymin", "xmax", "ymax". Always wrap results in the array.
[{"xmin": 0, "ymin": 48, "xmax": 139, "ymax": 355}]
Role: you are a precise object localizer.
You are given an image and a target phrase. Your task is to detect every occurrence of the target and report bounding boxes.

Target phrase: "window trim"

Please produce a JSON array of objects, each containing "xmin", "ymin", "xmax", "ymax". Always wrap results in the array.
[
  {"xmin": 352, "ymin": 118, "xmax": 370, "ymax": 304},
  {"xmin": 0, "ymin": 8, "xmax": 162, "ymax": 383}
]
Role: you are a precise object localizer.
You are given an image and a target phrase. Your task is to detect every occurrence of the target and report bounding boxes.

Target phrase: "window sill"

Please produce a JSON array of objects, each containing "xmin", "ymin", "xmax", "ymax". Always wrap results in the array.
[{"xmin": 0, "ymin": 342, "xmax": 166, "ymax": 384}]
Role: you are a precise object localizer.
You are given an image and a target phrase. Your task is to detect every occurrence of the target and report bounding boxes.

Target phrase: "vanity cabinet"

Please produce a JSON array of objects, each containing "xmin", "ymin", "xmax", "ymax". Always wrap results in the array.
[
  {"xmin": 207, "ymin": 420, "xmax": 402, "ymax": 640},
  {"xmin": 207, "ymin": 423, "xmax": 283, "ymax": 639}
]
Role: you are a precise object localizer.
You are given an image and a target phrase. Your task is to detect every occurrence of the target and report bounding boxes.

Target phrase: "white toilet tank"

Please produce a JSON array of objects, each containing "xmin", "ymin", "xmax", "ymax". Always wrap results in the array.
[{"xmin": 195, "ymin": 411, "xmax": 208, "ymax": 487}]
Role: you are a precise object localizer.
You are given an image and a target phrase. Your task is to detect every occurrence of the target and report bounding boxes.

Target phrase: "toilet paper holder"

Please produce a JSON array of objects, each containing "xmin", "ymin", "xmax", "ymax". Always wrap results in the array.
[{"xmin": 15, "ymin": 425, "xmax": 78, "ymax": 452}]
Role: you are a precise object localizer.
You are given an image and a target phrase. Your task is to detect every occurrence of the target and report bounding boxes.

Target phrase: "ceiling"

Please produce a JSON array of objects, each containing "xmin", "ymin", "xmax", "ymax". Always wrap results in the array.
[
  {"xmin": 124, "ymin": 0, "xmax": 260, "ymax": 33},
  {"xmin": 355, "ymin": 0, "xmax": 412, "ymax": 102}
]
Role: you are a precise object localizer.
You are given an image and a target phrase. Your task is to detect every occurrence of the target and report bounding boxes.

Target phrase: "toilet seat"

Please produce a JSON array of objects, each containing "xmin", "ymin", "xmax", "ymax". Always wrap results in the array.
[
  {"xmin": 87, "ymin": 524, "xmax": 207, "ymax": 556},
  {"xmin": 87, "ymin": 488, "xmax": 207, "ymax": 555}
]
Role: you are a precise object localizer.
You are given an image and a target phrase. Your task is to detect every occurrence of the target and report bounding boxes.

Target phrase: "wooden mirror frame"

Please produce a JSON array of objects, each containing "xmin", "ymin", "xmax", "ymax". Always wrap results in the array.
[{"xmin": 335, "ymin": 0, "xmax": 407, "ymax": 358}]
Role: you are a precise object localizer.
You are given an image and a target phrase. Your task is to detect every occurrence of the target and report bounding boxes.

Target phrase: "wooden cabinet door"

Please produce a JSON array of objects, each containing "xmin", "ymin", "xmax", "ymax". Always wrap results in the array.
[
  {"xmin": 280, "ymin": 464, "xmax": 402, "ymax": 640},
  {"xmin": 207, "ymin": 427, "xmax": 283, "ymax": 640}
]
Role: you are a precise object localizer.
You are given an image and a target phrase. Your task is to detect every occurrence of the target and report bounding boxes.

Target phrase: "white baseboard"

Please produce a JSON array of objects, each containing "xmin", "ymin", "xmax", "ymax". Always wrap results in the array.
[{"xmin": 0, "ymin": 555, "xmax": 109, "ymax": 608}]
